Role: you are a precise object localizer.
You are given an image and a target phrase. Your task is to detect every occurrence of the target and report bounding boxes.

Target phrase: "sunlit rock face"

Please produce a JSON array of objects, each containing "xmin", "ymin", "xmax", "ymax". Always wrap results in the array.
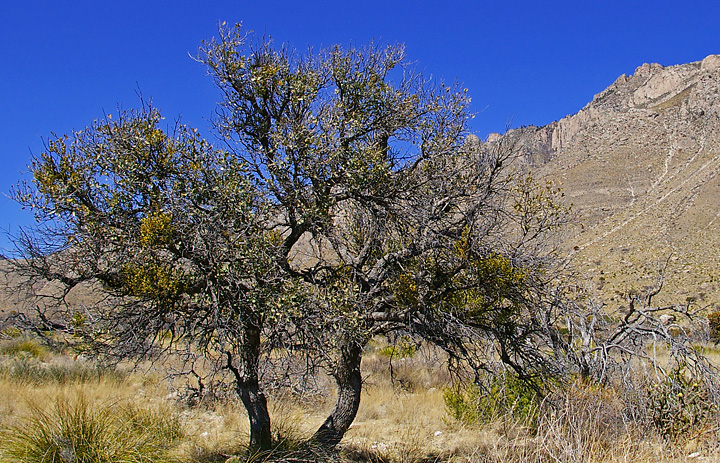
[{"xmin": 497, "ymin": 54, "xmax": 720, "ymax": 307}]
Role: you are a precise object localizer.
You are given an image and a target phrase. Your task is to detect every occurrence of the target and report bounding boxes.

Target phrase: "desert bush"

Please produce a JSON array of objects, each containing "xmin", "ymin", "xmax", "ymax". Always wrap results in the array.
[
  {"xmin": 0, "ymin": 394, "xmax": 183, "ymax": 463},
  {"xmin": 443, "ymin": 371, "xmax": 540, "ymax": 427},
  {"xmin": 646, "ymin": 365, "xmax": 719, "ymax": 440}
]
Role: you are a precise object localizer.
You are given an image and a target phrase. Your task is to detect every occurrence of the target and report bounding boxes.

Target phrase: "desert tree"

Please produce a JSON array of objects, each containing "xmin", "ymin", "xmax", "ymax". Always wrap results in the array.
[
  {"xmin": 7, "ymin": 105, "xmax": 302, "ymax": 450},
  {"xmin": 8, "ymin": 23, "xmax": 575, "ymax": 453},
  {"xmin": 200, "ymin": 24, "xmax": 572, "ymax": 447}
]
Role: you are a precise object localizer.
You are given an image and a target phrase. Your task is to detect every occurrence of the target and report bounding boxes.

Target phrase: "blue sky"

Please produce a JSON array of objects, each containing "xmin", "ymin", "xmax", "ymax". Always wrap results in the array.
[{"xmin": 2, "ymin": 0, "xmax": 720, "ymax": 250}]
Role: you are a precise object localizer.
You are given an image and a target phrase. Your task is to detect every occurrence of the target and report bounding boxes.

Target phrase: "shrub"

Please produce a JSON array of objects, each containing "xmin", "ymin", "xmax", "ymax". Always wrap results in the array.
[
  {"xmin": 444, "ymin": 371, "xmax": 540, "ymax": 427},
  {"xmin": 647, "ymin": 366, "xmax": 718, "ymax": 440},
  {"xmin": 0, "ymin": 394, "xmax": 183, "ymax": 463}
]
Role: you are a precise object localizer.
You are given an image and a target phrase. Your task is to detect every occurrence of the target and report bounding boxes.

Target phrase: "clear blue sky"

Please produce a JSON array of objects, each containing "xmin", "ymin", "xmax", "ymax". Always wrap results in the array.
[{"xmin": 2, "ymin": 0, "xmax": 719, "ymax": 250}]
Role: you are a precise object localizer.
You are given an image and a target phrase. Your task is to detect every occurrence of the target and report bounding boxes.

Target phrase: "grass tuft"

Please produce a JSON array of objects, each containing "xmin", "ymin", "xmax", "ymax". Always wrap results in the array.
[
  {"xmin": 0, "ymin": 357, "xmax": 125, "ymax": 385},
  {"xmin": 0, "ymin": 393, "xmax": 183, "ymax": 463},
  {"xmin": 0, "ymin": 337, "xmax": 47, "ymax": 359}
]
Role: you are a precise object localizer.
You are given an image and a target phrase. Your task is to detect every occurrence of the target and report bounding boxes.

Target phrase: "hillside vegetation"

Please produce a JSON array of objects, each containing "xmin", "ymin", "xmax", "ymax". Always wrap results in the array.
[{"xmin": 2, "ymin": 334, "xmax": 720, "ymax": 462}]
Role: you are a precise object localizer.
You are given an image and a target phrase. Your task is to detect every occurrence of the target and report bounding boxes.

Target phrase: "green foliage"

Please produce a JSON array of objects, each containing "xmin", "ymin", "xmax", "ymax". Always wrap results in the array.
[
  {"xmin": 1, "ymin": 327, "xmax": 23, "ymax": 338},
  {"xmin": 443, "ymin": 372, "xmax": 540, "ymax": 427},
  {"xmin": 391, "ymin": 272, "xmax": 420, "ymax": 309},
  {"xmin": 120, "ymin": 261, "xmax": 189, "ymax": 301},
  {"xmin": 458, "ymin": 253, "xmax": 528, "ymax": 315},
  {"xmin": 70, "ymin": 311, "xmax": 87, "ymax": 330},
  {"xmin": 139, "ymin": 211, "xmax": 174, "ymax": 247},
  {"xmin": 511, "ymin": 174, "xmax": 571, "ymax": 237},
  {"xmin": 377, "ymin": 337, "xmax": 417, "ymax": 359},
  {"xmin": 0, "ymin": 395, "xmax": 183, "ymax": 463},
  {"xmin": 647, "ymin": 366, "xmax": 718, "ymax": 440}
]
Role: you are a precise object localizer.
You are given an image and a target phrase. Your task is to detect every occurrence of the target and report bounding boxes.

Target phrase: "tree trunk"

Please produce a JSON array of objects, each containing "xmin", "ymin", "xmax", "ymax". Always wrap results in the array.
[
  {"xmin": 228, "ymin": 326, "xmax": 272, "ymax": 451},
  {"xmin": 312, "ymin": 340, "xmax": 363, "ymax": 448},
  {"xmin": 238, "ymin": 379, "xmax": 272, "ymax": 451}
]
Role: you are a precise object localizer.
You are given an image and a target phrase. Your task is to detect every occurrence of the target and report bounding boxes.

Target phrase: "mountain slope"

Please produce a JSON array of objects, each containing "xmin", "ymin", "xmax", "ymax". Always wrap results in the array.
[{"xmin": 508, "ymin": 54, "xmax": 720, "ymax": 307}]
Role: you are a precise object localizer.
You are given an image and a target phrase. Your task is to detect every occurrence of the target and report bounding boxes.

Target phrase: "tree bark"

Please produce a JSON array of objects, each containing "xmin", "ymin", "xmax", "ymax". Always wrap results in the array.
[
  {"xmin": 227, "ymin": 326, "xmax": 272, "ymax": 451},
  {"xmin": 312, "ymin": 340, "xmax": 363, "ymax": 448},
  {"xmin": 238, "ymin": 379, "xmax": 272, "ymax": 451}
]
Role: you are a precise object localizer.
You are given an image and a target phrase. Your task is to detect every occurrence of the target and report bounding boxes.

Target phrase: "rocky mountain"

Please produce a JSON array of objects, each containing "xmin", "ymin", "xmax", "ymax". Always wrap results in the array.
[{"xmin": 503, "ymin": 54, "xmax": 720, "ymax": 308}]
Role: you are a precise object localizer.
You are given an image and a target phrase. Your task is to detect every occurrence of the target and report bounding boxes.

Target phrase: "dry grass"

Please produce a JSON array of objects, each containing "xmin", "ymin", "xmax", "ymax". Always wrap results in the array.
[{"xmin": 1, "ymin": 337, "xmax": 720, "ymax": 462}]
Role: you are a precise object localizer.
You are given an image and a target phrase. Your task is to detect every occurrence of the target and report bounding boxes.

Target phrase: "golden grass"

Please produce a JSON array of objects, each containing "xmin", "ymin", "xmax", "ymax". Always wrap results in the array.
[{"xmin": 1, "ymin": 339, "xmax": 720, "ymax": 462}]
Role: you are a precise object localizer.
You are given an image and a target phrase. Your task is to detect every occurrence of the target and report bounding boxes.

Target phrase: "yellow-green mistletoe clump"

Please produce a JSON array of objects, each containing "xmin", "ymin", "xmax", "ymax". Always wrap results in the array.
[{"xmin": 139, "ymin": 212, "xmax": 173, "ymax": 247}]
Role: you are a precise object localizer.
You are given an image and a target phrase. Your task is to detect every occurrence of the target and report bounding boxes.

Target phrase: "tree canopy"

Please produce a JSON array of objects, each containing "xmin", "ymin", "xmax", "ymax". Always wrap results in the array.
[
  {"xmin": 199, "ymin": 24, "xmax": 571, "ymax": 446},
  {"xmin": 9, "ymin": 24, "xmax": 572, "ymax": 452}
]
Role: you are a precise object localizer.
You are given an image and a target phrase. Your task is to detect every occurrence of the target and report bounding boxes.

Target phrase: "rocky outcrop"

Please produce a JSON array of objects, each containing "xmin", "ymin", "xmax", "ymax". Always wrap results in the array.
[{"xmin": 508, "ymin": 54, "xmax": 720, "ymax": 161}]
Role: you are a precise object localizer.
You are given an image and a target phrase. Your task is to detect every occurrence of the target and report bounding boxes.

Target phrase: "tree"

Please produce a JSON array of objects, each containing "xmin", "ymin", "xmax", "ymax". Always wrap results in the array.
[
  {"xmin": 9, "ymin": 24, "xmax": 572, "ymax": 454},
  {"xmin": 9, "ymin": 105, "xmax": 297, "ymax": 450},
  {"xmin": 199, "ymin": 24, "xmax": 571, "ymax": 447}
]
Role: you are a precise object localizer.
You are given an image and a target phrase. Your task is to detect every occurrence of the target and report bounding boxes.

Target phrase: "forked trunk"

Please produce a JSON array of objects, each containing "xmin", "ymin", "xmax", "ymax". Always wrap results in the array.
[{"xmin": 312, "ymin": 340, "xmax": 363, "ymax": 448}]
